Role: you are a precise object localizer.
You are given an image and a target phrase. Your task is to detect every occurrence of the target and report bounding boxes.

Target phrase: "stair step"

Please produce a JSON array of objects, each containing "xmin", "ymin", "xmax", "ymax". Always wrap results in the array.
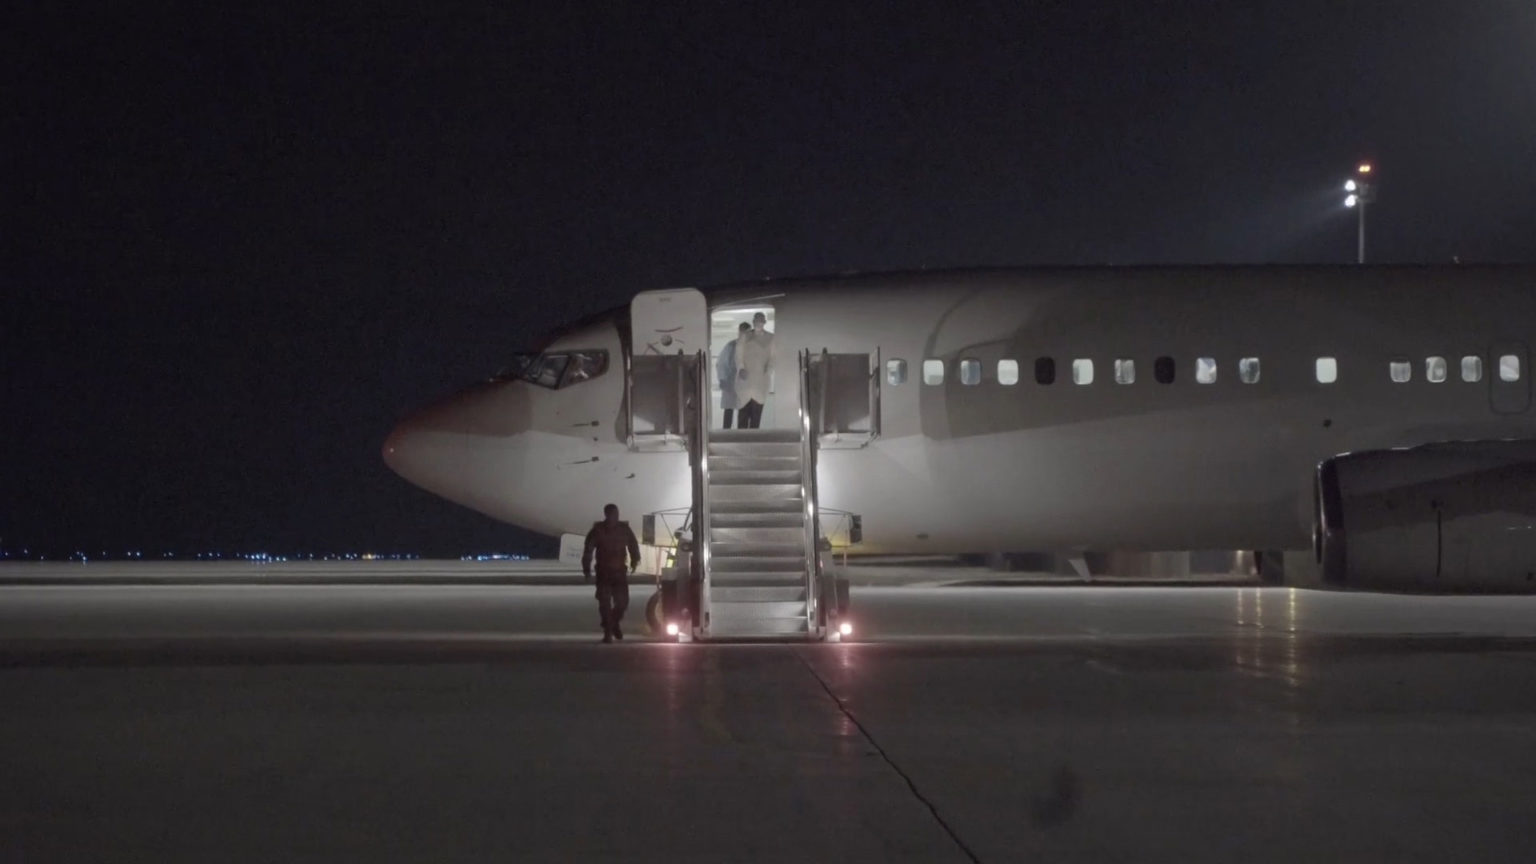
[
  {"xmin": 708, "ymin": 525, "xmax": 804, "ymax": 545},
  {"xmin": 709, "ymin": 456, "xmax": 803, "ymax": 472},
  {"xmin": 708, "ymin": 469, "xmax": 803, "ymax": 486},
  {"xmin": 707, "ymin": 572, "xmax": 811, "ymax": 587},
  {"xmin": 708, "ymin": 441, "xmax": 801, "ymax": 459},
  {"xmin": 708, "ymin": 484, "xmax": 803, "ymax": 503},
  {"xmin": 709, "ymin": 542, "xmax": 805, "ymax": 559},
  {"xmin": 710, "ymin": 556, "xmax": 806, "ymax": 573},
  {"xmin": 710, "ymin": 429, "xmax": 802, "ymax": 444},
  {"xmin": 708, "ymin": 600, "xmax": 808, "ymax": 620},
  {"xmin": 710, "ymin": 585, "xmax": 807, "ymax": 603},
  {"xmin": 710, "ymin": 511, "xmax": 804, "ymax": 529},
  {"xmin": 707, "ymin": 617, "xmax": 811, "ymax": 638},
  {"xmin": 710, "ymin": 499, "xmax": 804, "ymax": 515}
]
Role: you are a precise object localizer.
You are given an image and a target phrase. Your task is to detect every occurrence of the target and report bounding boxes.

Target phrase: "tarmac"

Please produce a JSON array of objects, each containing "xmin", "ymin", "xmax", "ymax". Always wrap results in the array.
[{"xmin": 4, "ymin": 562, "xmax": 1536, "ymax": 862}]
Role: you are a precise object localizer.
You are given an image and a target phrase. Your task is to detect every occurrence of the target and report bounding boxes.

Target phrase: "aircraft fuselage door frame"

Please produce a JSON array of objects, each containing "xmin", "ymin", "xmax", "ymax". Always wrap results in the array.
[{"xmin": 1489, "ymin": 340, "xmax": 1530, "ymax": 415}]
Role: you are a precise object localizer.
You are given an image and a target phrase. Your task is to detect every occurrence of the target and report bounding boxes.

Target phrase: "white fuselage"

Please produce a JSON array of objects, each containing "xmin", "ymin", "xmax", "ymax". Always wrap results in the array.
[{"xmin": 384, "ymin": 266, "xmax": 1536, "ymax": 554}]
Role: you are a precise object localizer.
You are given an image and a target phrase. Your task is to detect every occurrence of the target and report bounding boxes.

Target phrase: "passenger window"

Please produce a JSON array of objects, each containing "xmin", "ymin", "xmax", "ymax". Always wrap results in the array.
[
  {"xmin": 1389, "ymin": 360, "xmax": 1412, "ymax": 383},
  {"xmin": 1035, "ymin": 357, "xmax": 1056, "ymax": 385},
  {"xmin": 922, "ymin": 359, "xmax": 944, "ymax": 386},
  {"xmin": 1072, "ymin": 359, "xmax": 1094, "ymax": 385},
  {"xmin": 998, "ymin": 359, "xmax": 1019, "ymax": 386},
  {"xmin": 959, "ymin": 358, "xmax": 982, "ymax": 386},
  {"xmin": 1500, "ymin": 354, "xmax": 1521, "ymax": 382},
  {"xmin": 1316, "ymin": 357, "xmax": 1338, "ymax": 384},
  {"xmin": 1195, "ymin": 357, "xmax": 1217, "ymax": 384},
  {"xmin": 1239, "ymin": 357, "xmax": 1260, "ymax": 384},
  {"xmin": 887, "ymin": 359, "xmax": 907, "ymax": 386},
  {"xmin": 1425, "ymin": 356, "xmax": 1447, "ymax": 383},
  {"xmin": 1114, "ymin": 359, "xmax": 1135, "ymax": 385},
  {"xmin": 1461, "ymin": 355, "xmax": 1483, "ymax": 382},
  {"xmin": 1154, "ymin": 356, "xmax": 1175, "ymax": 384}
]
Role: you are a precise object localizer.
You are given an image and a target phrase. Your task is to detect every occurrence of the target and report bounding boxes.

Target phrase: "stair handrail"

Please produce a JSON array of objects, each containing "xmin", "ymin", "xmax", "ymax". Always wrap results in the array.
[
  {"xmin": 817, "ymin": 348, "xmax": 830, "ymax": 437},
  {"xmin": 797, "ymin": 349, "xmax": 823, "ymax": 633},
  {"xmin": 623, "ymin": 350, "xmax": 635, "ymax": 447},
  {"xmin": 870, "ymin": 345, "xmax": 881, "ymax": 441},
  {"xmin": 691, "ymin": 349, "xmax": 712, "ymax": 634},
  {"xmin": 676, "ymin": 353, "xmax": 687, "ymax": 440}
]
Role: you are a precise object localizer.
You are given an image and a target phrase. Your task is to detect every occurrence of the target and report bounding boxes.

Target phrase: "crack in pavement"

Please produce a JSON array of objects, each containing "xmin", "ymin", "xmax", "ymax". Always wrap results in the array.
[{"xmin": 795, "ymin": 649, "xmax": 982, "ymax": 864}]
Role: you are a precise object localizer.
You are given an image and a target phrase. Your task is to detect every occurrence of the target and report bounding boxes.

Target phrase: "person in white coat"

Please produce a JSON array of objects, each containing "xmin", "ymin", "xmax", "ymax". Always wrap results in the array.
[
  {"xmin": 717, "ymin": 322, "xmax": 749, "ymax": 428},
  {"xmin": 735, "ymin": 312, "xmax": 773, "ymax": 428}
]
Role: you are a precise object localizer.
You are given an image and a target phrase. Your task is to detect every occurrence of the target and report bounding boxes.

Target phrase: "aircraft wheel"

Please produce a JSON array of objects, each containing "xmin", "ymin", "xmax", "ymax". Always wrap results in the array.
[{"xmin": 645, "ymin": 590, "xmax": 663, "ymax": 634}]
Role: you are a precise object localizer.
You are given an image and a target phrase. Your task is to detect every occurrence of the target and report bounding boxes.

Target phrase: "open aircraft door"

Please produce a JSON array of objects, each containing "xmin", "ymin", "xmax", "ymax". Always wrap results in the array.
[
  {"xmin": 627, "ymin": 288, "xmax": 710, "ymax": 450},
  {"xmin": 805, "ymin": 347, "xmax": 881, "ymax": 449},
  {"xmin": 1490, "ymin": 341, "xmax": 1530, "ymax": 415}
]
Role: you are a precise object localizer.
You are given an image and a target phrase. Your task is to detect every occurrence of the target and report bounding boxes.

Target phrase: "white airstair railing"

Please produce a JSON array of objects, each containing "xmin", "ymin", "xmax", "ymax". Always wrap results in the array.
[
  {"xmin": 690, "ymin": 349, "xmax": 712, "ymax": 635},
  {"xmin": 870, "ymin": 346, "xmax": 881, "ymax": 441},
  {"xmin": 798, "ymin": 349, "xmax": 824, "ymax": 634}
]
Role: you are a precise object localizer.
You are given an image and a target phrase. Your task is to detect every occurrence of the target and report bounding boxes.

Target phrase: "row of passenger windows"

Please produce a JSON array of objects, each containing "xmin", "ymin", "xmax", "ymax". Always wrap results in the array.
[{"xmin": 887, "ymin": 354, "xmax": 1520, "ymax": 387}]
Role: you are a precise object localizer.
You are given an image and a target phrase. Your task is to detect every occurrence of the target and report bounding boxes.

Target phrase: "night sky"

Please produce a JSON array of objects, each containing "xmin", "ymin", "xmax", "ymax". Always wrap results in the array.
[{"xmin": 6, "ymin": 2, "xmax": 1535, "ymax": 558}]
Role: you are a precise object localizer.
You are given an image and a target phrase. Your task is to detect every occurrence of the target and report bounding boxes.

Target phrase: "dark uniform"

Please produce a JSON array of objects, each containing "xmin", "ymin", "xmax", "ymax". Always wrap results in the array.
[{"xmin": 582, "ymin": 518, "xmax": 641, "ymax": 640}]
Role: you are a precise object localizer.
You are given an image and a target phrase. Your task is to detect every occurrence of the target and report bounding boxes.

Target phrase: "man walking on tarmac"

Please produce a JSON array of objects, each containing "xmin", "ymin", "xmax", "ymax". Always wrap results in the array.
[{"xmin": 582, "ymin": 503, "xmax": 641, "ymax": 643}]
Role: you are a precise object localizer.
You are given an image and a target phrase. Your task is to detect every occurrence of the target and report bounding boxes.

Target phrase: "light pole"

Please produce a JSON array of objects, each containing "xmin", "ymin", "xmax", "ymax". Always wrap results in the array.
[{"xmin": 1343, "ymin": 162, "xmax": 1374, "ymax": 264}]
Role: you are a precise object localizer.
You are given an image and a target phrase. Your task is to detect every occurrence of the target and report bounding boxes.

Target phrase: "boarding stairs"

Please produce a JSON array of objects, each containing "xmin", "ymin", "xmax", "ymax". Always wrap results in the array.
[
  {"xmin": 628, "ymin": 348, "xmax": 831, "ymax": 639},
  {"xmin": 704, "ymin": 426, "xmax": 819, "ymax": 637},
  {"xmin": 626, "ymin": 289, "xmax": 872, "ymax": 640},
  {"xmin": 683, "ymin": 346, "xmax": 833, "ymax": 640}
]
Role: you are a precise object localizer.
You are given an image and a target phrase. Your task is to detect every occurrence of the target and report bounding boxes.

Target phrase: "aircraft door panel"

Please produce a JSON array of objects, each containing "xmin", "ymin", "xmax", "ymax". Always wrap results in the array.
[
  {"xmin": 631, "ymin": 288, "xmax": 709, "ymax": 356},
  {"xmin": 628, "ymin": 289, "xmax": 709, "ymax": 449}
]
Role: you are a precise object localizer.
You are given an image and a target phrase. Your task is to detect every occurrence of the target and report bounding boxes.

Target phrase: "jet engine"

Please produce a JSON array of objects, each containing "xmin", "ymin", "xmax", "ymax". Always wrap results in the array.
[{"xmin": 1316, "ymin": 441, "xmax": 1536, "ymax": 593}]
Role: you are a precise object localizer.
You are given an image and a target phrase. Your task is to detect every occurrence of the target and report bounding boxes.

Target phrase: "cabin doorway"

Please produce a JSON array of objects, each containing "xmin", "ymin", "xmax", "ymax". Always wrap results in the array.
[{"xmin": 710, "ymin": 303, "xmax": 777, "ymax": 430}]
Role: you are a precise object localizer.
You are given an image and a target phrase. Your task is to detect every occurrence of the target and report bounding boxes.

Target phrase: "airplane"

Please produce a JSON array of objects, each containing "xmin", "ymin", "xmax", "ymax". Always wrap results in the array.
[{"xmin": 384, "ymin": 264, "xmax": 1536, "ymax": 596}]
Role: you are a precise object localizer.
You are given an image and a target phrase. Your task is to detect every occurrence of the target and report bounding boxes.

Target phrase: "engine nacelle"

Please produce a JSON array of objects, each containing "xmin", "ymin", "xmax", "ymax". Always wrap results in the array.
[{"xmin": 1316, "ymin": 441, "xmax": 1536, "ymax": 593}]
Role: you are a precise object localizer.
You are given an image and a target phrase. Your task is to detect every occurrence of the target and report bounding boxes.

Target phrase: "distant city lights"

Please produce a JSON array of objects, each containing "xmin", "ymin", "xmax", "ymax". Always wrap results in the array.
[
  {"xmin": 0, "ymin": 547, "xmax": 451, "ymax": 563},
  {"xmin": 0, "ymin": 541, "xmax": 537, "ymax": 564},
  {"xmin": 460, "ymin": 553, "xmax": 532, "ymax": 562}
]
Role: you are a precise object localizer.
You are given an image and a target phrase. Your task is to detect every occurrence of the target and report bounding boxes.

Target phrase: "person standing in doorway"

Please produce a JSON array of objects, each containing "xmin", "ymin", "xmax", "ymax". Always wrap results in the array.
[
  {"xmin": 717, "ymin": 322, "xmax": 750, "ymax": 428},
  {"xmin": 582, "ymin": 503, "xmax": 641, "ymax": 643},
  {"xmin": 736, "ymin": 312, "xmax": 774, "ymax": 428}
]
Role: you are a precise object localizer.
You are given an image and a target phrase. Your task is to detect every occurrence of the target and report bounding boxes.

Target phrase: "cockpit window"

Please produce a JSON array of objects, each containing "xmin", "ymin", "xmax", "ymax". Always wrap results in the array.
[
  {"xmin": 563, "ymin": 351, "xmax": 608, "ymax": 385},
  {"xmin": 531, "ymin": 354, "xmax": 569, "ymax": 387},
  {"xmin": 497, "ymin": 350, "xmax": 607, "ymax": 389},
  {"xmin": 499, "ymin": 354, "xmax": 539, "ymax": 380}
]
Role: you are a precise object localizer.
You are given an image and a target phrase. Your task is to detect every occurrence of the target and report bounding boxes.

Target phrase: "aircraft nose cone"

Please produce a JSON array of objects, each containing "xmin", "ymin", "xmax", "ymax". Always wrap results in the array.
[
  {"xmin": 382, "ymin": 382, "xmax": 533, "ymax": 498},
  {"xmin": 381, "ymin": 418, "xmax": 427, "ymax": 484}
]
